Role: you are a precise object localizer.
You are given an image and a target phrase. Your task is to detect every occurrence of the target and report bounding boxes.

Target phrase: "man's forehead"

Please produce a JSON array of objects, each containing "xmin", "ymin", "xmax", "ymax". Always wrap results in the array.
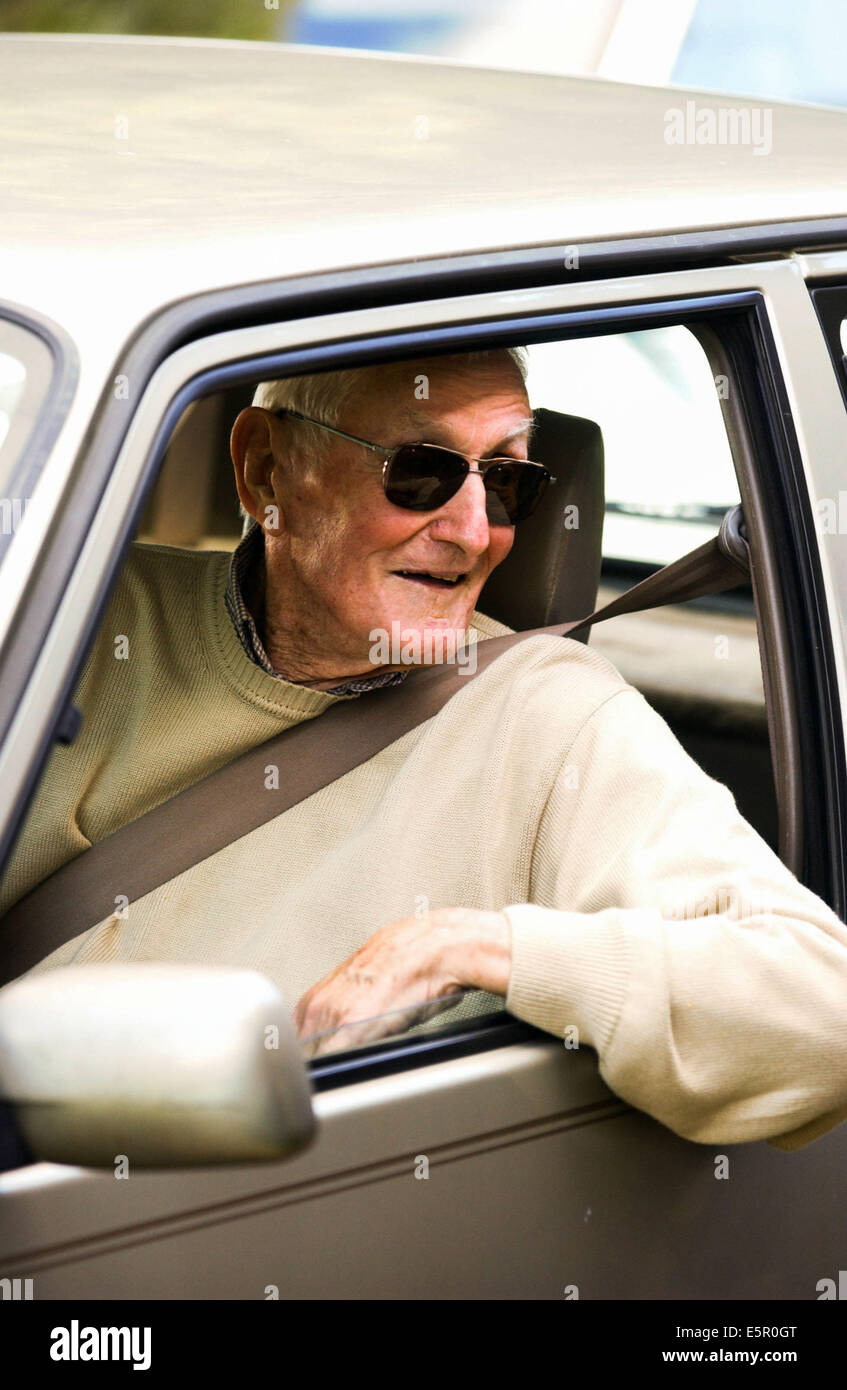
[
  {"xmin": 346, "ymin": 355, "xmax": 531, "ymax": 440},
  {"xmin": 374, "ymin": 353, "xmax": 525, "ymax": 395},
  {"xmin": 401, "ymin": 407, "xmax": 534, "ymax": 445}
]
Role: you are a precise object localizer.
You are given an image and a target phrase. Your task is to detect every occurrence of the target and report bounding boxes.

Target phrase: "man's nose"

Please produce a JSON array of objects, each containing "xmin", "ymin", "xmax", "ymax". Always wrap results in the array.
[{"xmin": 428, "ymin": 470, "xmax": 492, "ymax": 553}]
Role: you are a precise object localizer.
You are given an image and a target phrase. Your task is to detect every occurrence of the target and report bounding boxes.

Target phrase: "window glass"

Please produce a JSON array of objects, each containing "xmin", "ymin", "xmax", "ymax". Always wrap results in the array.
[
  {"xmin": 525, "ymin": 327, "xmax": 740, "ymax": 565},
  {"xmin": 0, "ymin": 318, "xmax": 54, "ymax": 526},
  {"xmin": 0, "ymin": 351, "xmax": 26, "ymax": 450}
]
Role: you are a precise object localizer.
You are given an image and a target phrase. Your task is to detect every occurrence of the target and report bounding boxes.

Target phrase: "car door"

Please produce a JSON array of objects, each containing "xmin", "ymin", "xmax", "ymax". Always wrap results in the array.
[{"xmin": 2, "ymin": 247, "xmax": 847, "ymax": 1300}]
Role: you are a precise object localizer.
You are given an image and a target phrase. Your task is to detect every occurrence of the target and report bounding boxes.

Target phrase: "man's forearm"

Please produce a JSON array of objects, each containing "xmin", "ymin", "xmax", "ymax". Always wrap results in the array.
[{"xmin": 502, "ymin": 896, "xmax": 847, "ymax": 1148}]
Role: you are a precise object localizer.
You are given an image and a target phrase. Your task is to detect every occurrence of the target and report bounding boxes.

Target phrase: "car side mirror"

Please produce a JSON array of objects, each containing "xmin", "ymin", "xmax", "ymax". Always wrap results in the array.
[{"xmin": 0, "ymin": 964, "xmax": 315, "ymax": 1167}]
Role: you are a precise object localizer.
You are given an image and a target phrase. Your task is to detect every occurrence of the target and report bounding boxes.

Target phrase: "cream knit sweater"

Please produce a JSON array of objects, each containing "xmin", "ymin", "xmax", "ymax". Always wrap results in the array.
[{"xmin": 3, "ymin": 542, "xmax": 847, "ymax": 1151}]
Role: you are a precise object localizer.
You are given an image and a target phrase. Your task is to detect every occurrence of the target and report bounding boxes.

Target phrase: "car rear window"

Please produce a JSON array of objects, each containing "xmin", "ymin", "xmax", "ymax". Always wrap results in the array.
[{"xmin": 0, "ymin": 316, "xmax": 53, "ymax": 521}]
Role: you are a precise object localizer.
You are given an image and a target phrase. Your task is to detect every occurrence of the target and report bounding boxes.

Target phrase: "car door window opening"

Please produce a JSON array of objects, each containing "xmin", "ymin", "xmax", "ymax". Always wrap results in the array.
[{"xmin": 3, "ymin": 295, "xmax": 840, "ymax": 1090}]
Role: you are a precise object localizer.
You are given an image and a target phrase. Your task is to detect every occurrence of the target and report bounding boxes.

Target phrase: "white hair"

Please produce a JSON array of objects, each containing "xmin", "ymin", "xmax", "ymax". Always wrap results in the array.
[{"xmin": 253, "ymin": 347, "xmax": 527, "ymax": 453}]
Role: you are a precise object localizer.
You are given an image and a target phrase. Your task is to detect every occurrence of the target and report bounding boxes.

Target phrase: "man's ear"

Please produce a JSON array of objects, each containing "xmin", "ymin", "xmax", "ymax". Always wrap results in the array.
[{"xmin": 230, "ymin": 408, "xmax": 284, "ymax": 533}]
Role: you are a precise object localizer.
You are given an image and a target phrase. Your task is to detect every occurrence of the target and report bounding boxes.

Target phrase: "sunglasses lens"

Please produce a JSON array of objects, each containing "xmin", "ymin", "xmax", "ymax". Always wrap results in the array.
[
  {"xmin": 384, "ymin": 446, "xmax": 465, "ymax": 511},
  {"xmin": 483, "ymin": 462, "xmax": 549, "ymax": 526},
  {"xmin": 384, "ymin": 447, "xmax": 549, "ymax": 525}
]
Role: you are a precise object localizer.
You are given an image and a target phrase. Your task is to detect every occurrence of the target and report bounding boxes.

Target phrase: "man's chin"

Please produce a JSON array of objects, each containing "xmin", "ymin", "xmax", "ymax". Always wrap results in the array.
[{"xmin": 365, "ymin": 612, "xmax": 477, "ymax": 671}]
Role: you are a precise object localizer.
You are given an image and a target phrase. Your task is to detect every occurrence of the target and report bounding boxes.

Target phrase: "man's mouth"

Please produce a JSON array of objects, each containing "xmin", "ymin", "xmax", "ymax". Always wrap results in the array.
[{"xmin": 393, "ymin": 569, "xmax": 468, "ymax": 589}]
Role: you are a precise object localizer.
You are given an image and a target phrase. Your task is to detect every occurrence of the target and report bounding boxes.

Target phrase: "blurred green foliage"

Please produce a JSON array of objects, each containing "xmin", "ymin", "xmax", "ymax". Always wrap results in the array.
[{"xmin": 0, "ymin": 0, "xmax": 294, "ymax": 40}]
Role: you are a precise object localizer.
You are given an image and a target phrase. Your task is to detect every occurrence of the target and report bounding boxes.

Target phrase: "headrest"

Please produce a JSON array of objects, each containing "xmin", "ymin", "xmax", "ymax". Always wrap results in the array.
[{"xmin": 478, "ymin": 408, "xmax": 604, "ymax": 639}]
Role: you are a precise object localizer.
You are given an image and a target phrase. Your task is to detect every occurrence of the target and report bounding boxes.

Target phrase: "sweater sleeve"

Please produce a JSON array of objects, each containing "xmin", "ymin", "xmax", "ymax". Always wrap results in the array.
[{"xmin": 503, "ymin": 686, "xmax": 847, "ymax": 1149}]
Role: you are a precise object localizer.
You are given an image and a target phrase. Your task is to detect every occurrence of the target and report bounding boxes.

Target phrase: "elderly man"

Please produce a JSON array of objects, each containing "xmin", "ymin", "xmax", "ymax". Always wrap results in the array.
[{"xmin": 2, "ymin": 348, "xmax": 846, "ymax": 1151}]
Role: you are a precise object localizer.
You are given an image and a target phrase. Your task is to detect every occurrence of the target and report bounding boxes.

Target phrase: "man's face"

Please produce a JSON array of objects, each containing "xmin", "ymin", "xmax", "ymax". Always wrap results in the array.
[{"xmin": 253, "ymin": 354, "xmax": 532, "ymax": 680}]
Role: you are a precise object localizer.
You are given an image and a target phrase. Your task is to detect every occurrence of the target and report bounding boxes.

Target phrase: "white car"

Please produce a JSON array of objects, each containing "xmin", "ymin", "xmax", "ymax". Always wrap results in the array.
[{"xmin": 1, "ymin": 33, "xmax": 847, "ymax": 1303}]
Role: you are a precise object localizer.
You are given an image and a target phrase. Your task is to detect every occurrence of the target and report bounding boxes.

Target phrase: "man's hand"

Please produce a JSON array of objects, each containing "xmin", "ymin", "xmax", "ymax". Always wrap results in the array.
[{"xmin": 293, "ymin": 907, "xmax": 512, "ymax": 1059}]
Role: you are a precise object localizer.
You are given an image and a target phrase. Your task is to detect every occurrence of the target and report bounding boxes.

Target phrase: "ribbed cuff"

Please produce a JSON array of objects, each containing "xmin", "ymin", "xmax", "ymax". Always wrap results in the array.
[{"xmin": 503, "ymin": 904, "xmax": 631, "ymax": 1052}]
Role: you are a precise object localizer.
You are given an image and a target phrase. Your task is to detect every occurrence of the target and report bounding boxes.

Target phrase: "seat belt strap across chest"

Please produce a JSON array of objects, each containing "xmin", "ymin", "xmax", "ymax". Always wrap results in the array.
[{"xmin": 0, "ymin": 511, "xmax": 750, "ymax": 985}]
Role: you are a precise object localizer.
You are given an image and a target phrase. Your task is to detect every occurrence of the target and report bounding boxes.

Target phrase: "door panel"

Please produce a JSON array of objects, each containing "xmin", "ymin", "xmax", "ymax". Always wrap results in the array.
[{"xmin": 3, "ymin": 1039, "xmax": 846, "ymax": 1298}]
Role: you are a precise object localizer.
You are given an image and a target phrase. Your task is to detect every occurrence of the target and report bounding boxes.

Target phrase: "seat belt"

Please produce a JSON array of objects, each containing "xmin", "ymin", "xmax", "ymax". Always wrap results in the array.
[{"xmin": 0, "ymin": 508, "xmax": 750, "ymax": 985}]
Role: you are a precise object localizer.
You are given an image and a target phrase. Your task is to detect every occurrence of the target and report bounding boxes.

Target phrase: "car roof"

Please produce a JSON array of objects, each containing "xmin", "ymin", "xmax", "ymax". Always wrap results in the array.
[{"xmin": 2, "ymin": 33, "xmax": 847, "ymax": 349}]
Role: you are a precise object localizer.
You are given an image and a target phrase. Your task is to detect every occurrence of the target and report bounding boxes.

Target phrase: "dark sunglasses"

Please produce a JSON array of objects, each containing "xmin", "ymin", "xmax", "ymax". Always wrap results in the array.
[{"xmin": 274, "ymin": 407, "xmax": 555, "ymax": 525}]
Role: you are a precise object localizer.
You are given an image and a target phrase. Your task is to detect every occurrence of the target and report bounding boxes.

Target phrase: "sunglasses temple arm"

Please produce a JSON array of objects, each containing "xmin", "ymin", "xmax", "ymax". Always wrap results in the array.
[{"xmin": 279, "ymin": 409, "xmax": 388, "ymax": 456}]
